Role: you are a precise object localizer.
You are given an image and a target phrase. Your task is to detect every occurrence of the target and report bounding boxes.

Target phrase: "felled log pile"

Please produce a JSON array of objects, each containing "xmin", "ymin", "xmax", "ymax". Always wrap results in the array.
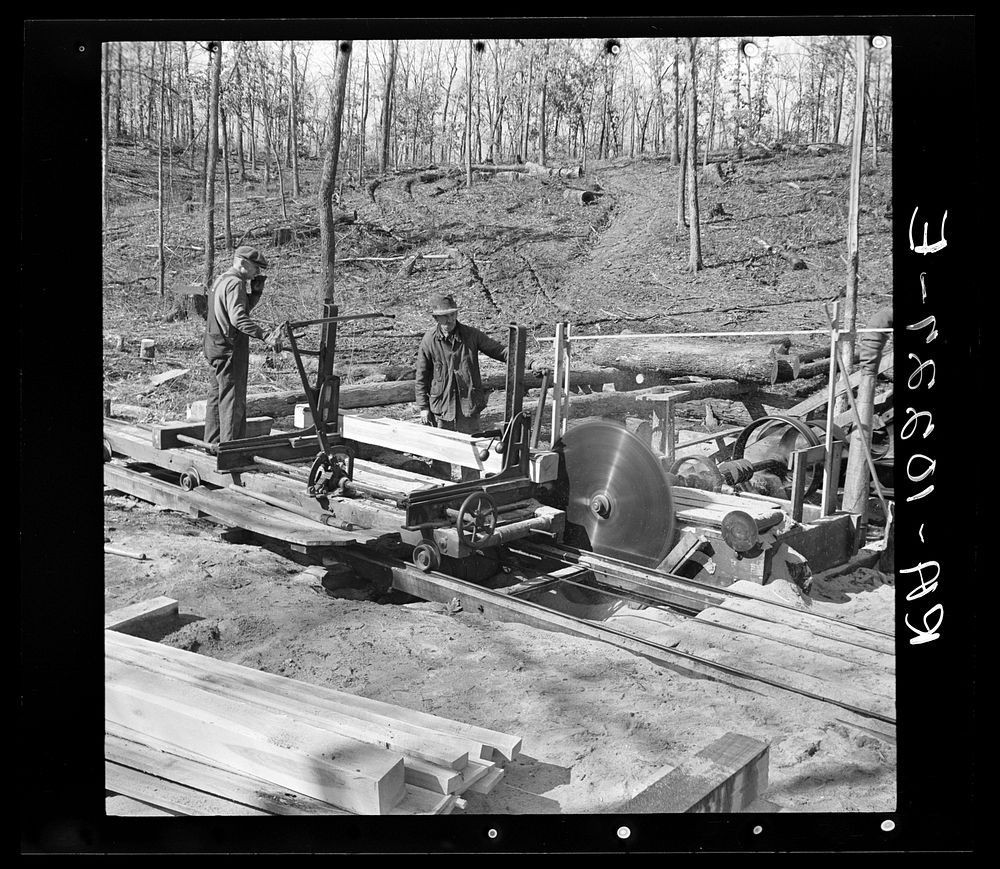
[{"xmin": 105, "ymin": 629, "xmax": 518, "ymax": 815}]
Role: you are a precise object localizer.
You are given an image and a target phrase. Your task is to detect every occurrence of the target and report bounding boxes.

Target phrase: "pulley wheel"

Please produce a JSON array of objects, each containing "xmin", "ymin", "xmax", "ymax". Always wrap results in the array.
[
  {"xmin": 551, "ymin": 420, "xmax": 675, "ymax": 567},
  {"xmin": 412, "ymin": 542, "xmax": 441, "ymax": 573}
]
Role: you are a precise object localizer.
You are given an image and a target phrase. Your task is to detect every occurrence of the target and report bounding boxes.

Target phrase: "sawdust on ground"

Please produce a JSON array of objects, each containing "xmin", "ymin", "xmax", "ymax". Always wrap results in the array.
[{"xmin": 104, "ymin": 494, "xmax": 895, "ymax": 814}]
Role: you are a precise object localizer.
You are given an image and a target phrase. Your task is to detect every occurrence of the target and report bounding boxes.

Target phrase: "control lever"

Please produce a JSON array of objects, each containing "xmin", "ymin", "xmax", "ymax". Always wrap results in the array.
[{"xmin": 470, "ymin": 428, "xmax": 501, "ymax": 461}]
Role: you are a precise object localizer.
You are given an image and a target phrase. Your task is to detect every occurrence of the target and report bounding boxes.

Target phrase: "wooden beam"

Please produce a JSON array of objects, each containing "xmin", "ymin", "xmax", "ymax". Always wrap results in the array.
[
  {"xmin": 106, "ymin": 631, "xmax": 473, "ymax": 771},
  {"xmin": 695, "ymin": 608, "xmax": 895, "ymax": 672},
  {"xmin": 105, "ymin": 794, "xmax": 182, "ymax": 816},
  {"xmin": 106, "ymin": 631, "xmax": 520, "ymax": 766},
  {"xmin": 613, "ymin": 732, "xmax": 769, "ymax": 813},
  {"xmin": 152, "ymin": 417, "xmax": 273, "ymax": 450},
  {"xmin": 104, "ymin": 596, "xmax": 178, "ymax": 633},
  {"xmin": 106, "ymin": 760, "xmax": 270, "ymax": 815},
  {"xmin": 341, "ymin": 415, "xmax": 504, "ymax": 473},
  {"xmin": 105, "ymin": 663, "xmax": 407, "ymax": 815},
  {"xmin": 106, "ymin": 728, "xmax": 350, "ymax": 815}
]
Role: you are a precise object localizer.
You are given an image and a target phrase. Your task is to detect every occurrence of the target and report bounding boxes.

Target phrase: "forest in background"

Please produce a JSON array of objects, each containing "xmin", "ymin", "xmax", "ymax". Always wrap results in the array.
[{"xmin": 101, "ymin": 36, "xmax": 891, "ymax": 213}]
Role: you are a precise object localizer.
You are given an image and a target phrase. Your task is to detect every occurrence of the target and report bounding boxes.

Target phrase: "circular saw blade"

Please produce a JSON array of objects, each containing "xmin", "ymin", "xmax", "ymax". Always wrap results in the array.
[{"xmin": 551, "ymin": 420, "xmax": 675, "ymax": 568}]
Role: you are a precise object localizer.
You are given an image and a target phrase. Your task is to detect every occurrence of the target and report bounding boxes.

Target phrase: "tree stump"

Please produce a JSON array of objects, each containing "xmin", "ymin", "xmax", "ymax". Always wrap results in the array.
[
  {"xmin": 273, "ymin": 227, "xmax": 294, "ymax": 246},
  {"xmin": 563, "ymin": 188, "xmax": 596, "ymax": 206},
  {"xmin": 702, "ymin": 162, "xmax": 726, "ymax": 185}
]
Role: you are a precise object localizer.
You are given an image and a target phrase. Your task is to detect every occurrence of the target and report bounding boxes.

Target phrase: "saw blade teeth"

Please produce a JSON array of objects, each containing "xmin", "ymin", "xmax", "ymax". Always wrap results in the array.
[{"xmin": 552, "ymin": 420, "xmax": 675, "ymax": 568}]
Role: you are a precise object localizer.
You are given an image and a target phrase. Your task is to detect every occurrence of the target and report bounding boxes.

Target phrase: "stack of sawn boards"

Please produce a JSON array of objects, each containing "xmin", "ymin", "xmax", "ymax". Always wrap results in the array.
[{"xmin": 105, "ymin": 631, "xmax": 520, "ymax": 815}]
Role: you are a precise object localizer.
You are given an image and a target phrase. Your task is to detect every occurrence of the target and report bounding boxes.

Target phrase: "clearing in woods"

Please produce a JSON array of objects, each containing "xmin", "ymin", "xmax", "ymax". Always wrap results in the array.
[{"xmin": 102, "ymin": 144, "xmax": 895, "ymax": 813}]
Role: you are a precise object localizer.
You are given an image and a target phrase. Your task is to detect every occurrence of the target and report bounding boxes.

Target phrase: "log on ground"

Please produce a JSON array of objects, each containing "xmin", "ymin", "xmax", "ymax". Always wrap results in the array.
[{"xmin": 591, "ymin": 338, "xmax": 793, "ymax": 384}]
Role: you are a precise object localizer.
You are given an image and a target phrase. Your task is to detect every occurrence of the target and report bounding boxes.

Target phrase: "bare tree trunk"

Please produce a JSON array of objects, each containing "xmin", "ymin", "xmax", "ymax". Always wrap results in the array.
[
  {"xmin": 868, "ymin": 52, "xmax": 880, "ymax": 168},
  {"xmin": 439, "ymin": 42, "xmax": 456, "ymax": 164},
  {"xmin": 465, "ymin": 40, "xmax": 473, "ymax": 187},
  {"xmin": 146, "ymin": 45, "xmax": 157, "ymax": 141},
  {"xmin": 359, "ymin": 42, "xmax": 370, "ymax": 183},
  {"xmin": 115, "ymin": 42, "xmax": 123, "ymax": 138},
  {"xmin": 204, "ymin": 42, "xmax": 221, "ymax": 292},
  {"xmin": 290, "ymin": 43, "xmax": 300, "ymax": 196},
  {"xmin": 539, "ymin": 39, "xmax": 549, "ymax": 163},
  {"xmin": 705, "ymin": 38, "xmax": 720, "ymax": 166},
  {"xmin": 733, "ymin": 39, "xmax": 741, "ymax": 150},
  {"xmin": 221, "ymin": 106, "xmax": 233, "ymax": 251},
  {"xmin": 832, "ymin": 40, "xmax": 847, "ymax": 143},
  {"xmin": 670, "ymin": 41, "xmax": 680, "ymax": 165},
  {"xmin": 157, "ymin": 42, "xmax": 166, "ymax": 296},
  {"xmin": 234, "ymin": 62, "xmax": 246, "ymax": 182},
  {"xmin": 319, "ymin": 41, "xmax": 353, "ymax": 303},
  {"xmin": 102, "ymin": 43, "xmax": 110, "ymax": 229},
  {"xmin": 686, "ymin": 38, "xmax": 703, "ymax": 273},
  {"xmin": 676, "ymin": 107, "xmax": 687, "ymax": 233},
  {"xmin": 380, "ymin": 40, "xmax": 397, "ymax": 174},
  {"xmin": 522, "ymin": 51, "xmax": 533, "ymax": 160},
  {"xmin": 840, "ymin": 35, "xmax": 867, "ymax": 411}
]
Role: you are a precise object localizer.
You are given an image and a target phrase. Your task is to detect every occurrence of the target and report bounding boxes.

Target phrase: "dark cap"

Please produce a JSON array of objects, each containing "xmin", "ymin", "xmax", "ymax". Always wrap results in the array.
[
  {"xmin": 430, "ymin": 293, "xmax": 459, "ymax": 315},
  {"xmin": 235, "ymin": 245, "xmax": 269, "ymax": 269}
]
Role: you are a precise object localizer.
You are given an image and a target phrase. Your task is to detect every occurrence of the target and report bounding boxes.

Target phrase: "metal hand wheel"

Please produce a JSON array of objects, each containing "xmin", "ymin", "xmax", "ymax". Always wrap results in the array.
[{"xmin": 455, "ymin": 491, "xmax": 498, "ymax": 549}]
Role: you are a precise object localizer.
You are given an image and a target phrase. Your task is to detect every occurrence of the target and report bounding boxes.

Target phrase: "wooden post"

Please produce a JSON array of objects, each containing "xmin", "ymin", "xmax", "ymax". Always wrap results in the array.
[
  {"xmin": 550, "ymin": 322, "xmax": 571, "ymax": 444},
  {"xmin": 839, "ymin": 35, "xmax": 867, "ymax": 414},
  {"xmin": 820, "ymin": 302, "xmax": 840, "ymax": 516}
]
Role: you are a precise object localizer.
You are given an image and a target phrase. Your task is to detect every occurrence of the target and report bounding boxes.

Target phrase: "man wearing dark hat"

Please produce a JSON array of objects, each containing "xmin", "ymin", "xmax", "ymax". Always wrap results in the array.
[
  {"xmin": 203, "ymin": 245, "xmax": 283, "ymax": 448},
  {"xmin": 415, "ymin": 293, "xmax": 508, "ymax": 479}
]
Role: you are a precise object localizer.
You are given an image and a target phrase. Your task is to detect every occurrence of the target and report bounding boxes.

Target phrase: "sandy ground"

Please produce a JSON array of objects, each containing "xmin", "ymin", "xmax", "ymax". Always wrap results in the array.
[
  {"xmin": 104, "ymin": 491, "xmax": 896, "ymax": 814},
  {"xmin": 102, "ymin": 148, "xmax": 896, "ymax": 815}
]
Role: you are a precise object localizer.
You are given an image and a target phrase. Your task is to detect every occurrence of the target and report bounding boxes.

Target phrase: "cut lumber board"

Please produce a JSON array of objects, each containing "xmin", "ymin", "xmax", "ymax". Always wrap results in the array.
[
  {"xmin": 388, "ymin": 785, "xmax": 455, "ymax": 815},
  {"xmin": 671, "ymin": 486, "xmax": 786, "ymax": 516},
  {"xmin": 106, "ymin": 760, "xmax": 269, "ymax": 816},
  {"xmin": 180, "ymin": 485, "xmax": 361, "ymax": 548},
  {"xmin": 106, "ymin": 631, "xmax": 515, "ymax": 765},
  {"xmin": 674, "ymin": 505, "xmax": 783, "ymax": 532},
  {"xmin": 717, "ymin": 596, "xmax": 895, "ymax": 655},
  {"xmin": 656, "ymin": 531, "xmax": 708, "ymax": 574},
  {"xmin": 152, "ymin": 417, "xmax": 272, "ymax": 449},
  {"xmin": 105, "ymin": 654, "xmax": 442, "ymax": 780},
  {"xmin": 465, "ymin": 766, "xmax": 506, "ymax": 795},
  {"xmin": 696, "ymin": 607, "xmax": 895, "ymax": 673},
  {"xmin": 105, "ymin": 668, "xmax": 406, "ymax": 815},
  {"xmin": 105, "ymin": 794, "xmax": 182, "ymax": 816},
  {"xmin": 614, "ymin": 732, "xmax": 769, "ymax": 813},
  {"xmin": 402, "ymin": 758, "xmax": 465, "ymax": 794},
  {"xmin": 341, "ymin": 415, "xmax": 504, "ymax": 473},
  {"xmin": 106, "ymin": 725, "xmax": 351, "ymax": 815},
  {"xmin": 670, "ymin": 623, "xmax": 895, "ymax": 719},
  {"xmin": 104, "ymin": 596, "xmax": 178, "ymax": 633}
]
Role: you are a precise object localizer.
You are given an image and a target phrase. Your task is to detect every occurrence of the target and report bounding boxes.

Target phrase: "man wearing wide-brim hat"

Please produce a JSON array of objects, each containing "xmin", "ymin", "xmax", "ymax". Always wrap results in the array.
[
  {"xmin": 203, "ymin": 245, "xmax": 283, "ymax": 448},
  {"xmin": 415, "ymin": 293, "xmax": 509, "ymax": 479}
]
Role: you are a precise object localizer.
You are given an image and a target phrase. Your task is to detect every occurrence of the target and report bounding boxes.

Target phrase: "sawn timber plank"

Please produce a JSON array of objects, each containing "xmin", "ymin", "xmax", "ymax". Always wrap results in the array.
[
  {"xmin": 106, "ymin": 631, "xmax": 480, "ymax": 769},
  {"xmin": 106, "ymin": 725, "xmax": 351, "ymax": 815},
  {"xmin": 105, "ymin": 760, "xmax": 269, "ymax": 816},
  {"xmin": 105, "ymin": 665, "xmax": 407, "ymax": 815}
]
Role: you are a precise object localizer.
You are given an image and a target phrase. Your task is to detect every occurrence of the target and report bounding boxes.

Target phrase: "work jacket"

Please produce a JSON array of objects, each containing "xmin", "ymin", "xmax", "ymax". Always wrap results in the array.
[
  {"xmin": 415, "ymin": 322, "xmax": 508, "ymax": 421},
  {"xmin": 204, "ymin": 268, "xmax": 266, "ymax": 361}
]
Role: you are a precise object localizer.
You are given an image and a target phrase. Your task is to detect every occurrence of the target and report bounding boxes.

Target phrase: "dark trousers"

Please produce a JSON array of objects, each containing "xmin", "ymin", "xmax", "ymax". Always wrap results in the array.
[
  {"xmin": 204, "ymin": 339, "xmax": 249, "ymax": 445},
  {"xmin": 434, "ymin": 411, "xmax": 481, "ymax": 481}
]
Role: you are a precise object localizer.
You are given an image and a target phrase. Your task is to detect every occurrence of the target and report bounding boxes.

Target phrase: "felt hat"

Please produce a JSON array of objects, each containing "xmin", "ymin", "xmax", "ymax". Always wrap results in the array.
[
  {"xmin": 234, "ymin": 245, "xmax": 269, "ymax": 269},
  {"xmin": 430, "ymin": 293, "xmax": 459, "ymax": 315}
]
